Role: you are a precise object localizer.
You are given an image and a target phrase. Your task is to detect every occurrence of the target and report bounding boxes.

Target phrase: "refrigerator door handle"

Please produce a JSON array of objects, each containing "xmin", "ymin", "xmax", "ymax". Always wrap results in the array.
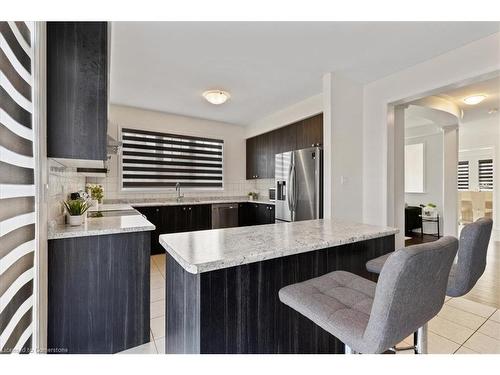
[{"xmin": 287, "ymin": 161, "xmax": 293, "ymax": 212}]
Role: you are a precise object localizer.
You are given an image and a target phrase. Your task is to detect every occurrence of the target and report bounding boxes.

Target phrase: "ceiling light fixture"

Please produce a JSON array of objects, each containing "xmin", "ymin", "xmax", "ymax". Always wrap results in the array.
[
  {"xmin": 202, "ymin": 90, "xmax": 230, "ymax": 105},
  {"xmin": 463, "ymin": 95, "xmax": 487, "ymax": 105}
]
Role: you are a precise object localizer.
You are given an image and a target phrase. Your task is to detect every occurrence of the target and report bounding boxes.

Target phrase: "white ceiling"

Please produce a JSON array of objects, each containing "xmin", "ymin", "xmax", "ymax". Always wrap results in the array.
[
  {"xmin": 110, "ymin": 22, "xmax": 500, "ymax": 126},
  {"xmin": 439, "ymin": 76, "xmax": 500, "ymax": 123}
]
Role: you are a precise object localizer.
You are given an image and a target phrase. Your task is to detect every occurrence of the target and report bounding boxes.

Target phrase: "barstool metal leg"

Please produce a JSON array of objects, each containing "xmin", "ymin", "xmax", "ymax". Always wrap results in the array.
[{"xmin": 415, "ymin": 324, "xmax": 428, "ymax": 354}]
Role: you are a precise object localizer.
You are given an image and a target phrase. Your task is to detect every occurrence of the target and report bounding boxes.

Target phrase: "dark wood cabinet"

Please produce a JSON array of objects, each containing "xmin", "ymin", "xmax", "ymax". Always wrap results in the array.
[
  {"xmin": 238, "ymin": 203, "xmax": 275, "ymax": 226},
  {"xmin": 135, "ymin": 206, "xmax": 164, "ymax": 255},
  {"xmin": 295, "ymin": 114, "xmax": 323, "ymax": 149},
  {"xmin": 48, "ymin": 232, "xmax": 150, "ymax": 353},
  {"xmin": 246, "ymin": 113, "xmax": 322, "ymax": 180},
  {"xmin": 137, "ymin": 204, "xmax": 212, "ymax": 254},
  {"xmin": 47, "ymin": 22, "xmax": 108, "ymax": 161}
]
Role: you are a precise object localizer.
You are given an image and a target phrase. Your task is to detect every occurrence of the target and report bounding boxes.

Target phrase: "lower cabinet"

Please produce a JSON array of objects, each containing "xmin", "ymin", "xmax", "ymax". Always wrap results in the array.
[
  {"xmin": 48, "ymin": 231, "xmax": 150, "ymax": 353},
  {"xmin": 137, "ymin": 204, "xmax": 212, "ymax": 254},
  {"xmin": 238, "ymin": 203, "xmax": 275, "ymax": 226}
]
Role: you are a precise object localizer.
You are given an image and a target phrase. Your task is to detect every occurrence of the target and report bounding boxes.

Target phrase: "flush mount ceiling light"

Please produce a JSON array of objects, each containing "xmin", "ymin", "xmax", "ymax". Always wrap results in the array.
[
  {"xmin": 202, "ymin": 90, "xmax": 230, "ymax": 105},
  {"xmin": 463, "ymin": 95, "xmax": 487, "ymax": 105}
]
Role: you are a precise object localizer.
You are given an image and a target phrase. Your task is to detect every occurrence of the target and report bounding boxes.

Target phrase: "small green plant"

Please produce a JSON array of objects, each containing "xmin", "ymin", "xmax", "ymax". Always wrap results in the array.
[
  {"xmin": 247, "ymin": 192, "xmax": 258, "ymax": 199},
  {"xmin": 63, "ymin": 199, "xmax": 91, "ymax": 216},
  {"xmin": 427, "ymin": 203, "xmax": 437, "ymax": 208},
  {"xmin": 87, "ymin": 184, "xmax": 104, "ymax": 203}
]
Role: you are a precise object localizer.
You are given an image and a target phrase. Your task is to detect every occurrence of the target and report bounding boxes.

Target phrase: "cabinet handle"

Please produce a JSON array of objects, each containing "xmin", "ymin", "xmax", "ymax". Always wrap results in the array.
[
  {"xmin": 156, "ymin": 209, "xmax": 159, "ymax": 212},
  {"xmin": 189, "ymin": 207, "xmax": 192, "ymax": 210}
]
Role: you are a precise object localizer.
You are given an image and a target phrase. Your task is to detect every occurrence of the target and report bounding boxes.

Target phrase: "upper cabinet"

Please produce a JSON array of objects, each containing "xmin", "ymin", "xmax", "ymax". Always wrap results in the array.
[
  {"xmin": 246, "ymin": 113, "xmax": 323, "ymax": 180},
  {"xmin": 295, "ymin": 114, "xmax": 323, "ymax": 150},
  {"xmin": 47, "ymin": 22, "xmax": 108, "ymax": 161}
]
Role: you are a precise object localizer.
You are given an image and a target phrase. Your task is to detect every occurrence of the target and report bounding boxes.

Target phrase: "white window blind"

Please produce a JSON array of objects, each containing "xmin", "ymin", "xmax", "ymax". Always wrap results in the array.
[
  {"xmin": 478, "ymin": 159, "xmax": 493, "ymax": 191},
  {"xmin": 120, "ymin": 128, "xmax": 224, "ymax": 190},
  {"xmin": 458, "ymin": 161, "xmax": 469, "ymax": 191}
]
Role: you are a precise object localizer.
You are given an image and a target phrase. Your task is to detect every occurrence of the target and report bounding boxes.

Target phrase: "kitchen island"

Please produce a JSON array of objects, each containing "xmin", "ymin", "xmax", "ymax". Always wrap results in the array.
[{"xmin": 160, "ymin": 218, "xmax": 398, "ymax": 354}]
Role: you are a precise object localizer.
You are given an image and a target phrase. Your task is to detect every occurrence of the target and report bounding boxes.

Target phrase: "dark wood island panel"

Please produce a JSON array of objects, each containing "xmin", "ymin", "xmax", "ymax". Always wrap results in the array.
[
  {"xmin": 48, "ymin": 231, "xmax": 150, "ymax": 354},
  {"xmin": 166, "ymin": 234, "xmax": 394, "ymax": 354}
]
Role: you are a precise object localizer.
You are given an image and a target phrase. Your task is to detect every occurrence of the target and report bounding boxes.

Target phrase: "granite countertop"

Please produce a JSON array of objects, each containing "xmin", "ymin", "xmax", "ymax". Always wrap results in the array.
[
  {"xmin": 129, "ymin": 198, "xmax": 275, "ymax": 208},
  {"xmin": 160, "ymin": 218, "xmax": 399, "ymax": 274},
  {"xmin": 48, "ymin": 213, "xmax": 155, "ymax": 240}
]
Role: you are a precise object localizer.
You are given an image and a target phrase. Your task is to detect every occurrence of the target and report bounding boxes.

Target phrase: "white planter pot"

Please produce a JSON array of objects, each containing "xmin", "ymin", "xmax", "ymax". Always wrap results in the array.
[{"xmin": 68, "ymin": 214, "xmax": 84, "ymax": 226}]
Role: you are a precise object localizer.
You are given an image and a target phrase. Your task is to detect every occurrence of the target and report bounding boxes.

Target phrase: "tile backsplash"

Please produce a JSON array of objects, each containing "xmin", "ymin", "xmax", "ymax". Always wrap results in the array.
[
  {"xmin": 48, "ymin": 159, "xmax": 86, "ymax": 226},
  {"xmin": 48, "ymin": 155, "xmax": 276, "ymax": 225}
]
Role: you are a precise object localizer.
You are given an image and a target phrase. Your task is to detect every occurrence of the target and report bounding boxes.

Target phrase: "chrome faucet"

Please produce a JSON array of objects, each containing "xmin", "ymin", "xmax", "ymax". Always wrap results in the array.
[{"xmin": 175, "ymin": 182, "xmax": 184, "ymax": 202}]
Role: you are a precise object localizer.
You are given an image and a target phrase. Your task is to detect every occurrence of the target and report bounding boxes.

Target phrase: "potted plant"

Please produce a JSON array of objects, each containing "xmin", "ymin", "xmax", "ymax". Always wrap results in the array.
[
  {"xmin": 86, "ymin": 184, "xmax": 104, "ymax": 211},
  {"xmin": 63, "ymin": 199, "xmax": 91, "ymax": 226},
  {"xmin": 421, "ymin": 203, "xmax": 438, "ymax": 218},
  {"xmin": 248, "ymin": 192, "xmax": 258, "ymax": 201}
]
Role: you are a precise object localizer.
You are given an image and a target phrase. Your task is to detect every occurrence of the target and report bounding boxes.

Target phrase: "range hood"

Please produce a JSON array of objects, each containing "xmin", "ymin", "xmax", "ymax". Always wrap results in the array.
[{"xmin": 50, "ymin": 135, "xmax": 121, "ymax": 176}]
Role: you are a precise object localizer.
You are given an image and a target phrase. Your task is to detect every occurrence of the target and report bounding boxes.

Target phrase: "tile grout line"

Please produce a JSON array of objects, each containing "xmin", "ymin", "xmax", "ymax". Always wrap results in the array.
[{"xmin": 455, "ymin": 308, "xmax": 498, "ymax": 353}]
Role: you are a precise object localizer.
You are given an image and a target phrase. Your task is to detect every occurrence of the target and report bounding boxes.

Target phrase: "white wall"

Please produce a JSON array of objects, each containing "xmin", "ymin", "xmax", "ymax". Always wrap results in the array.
[
  {"xmin": 459, "ymin": 113, "xmax": 500, "ymax": 227},
  {"xmin": 323, "ymin": 73, "xmax": 364, "ymax": 221},
  {"xmin": 404, "ymin": 132, "xmax": 444, "ymax": 234},
  {"xmin": 98, "ymin": 104, "xmax": 255, "ymax": 201},
  {"xmin": 363, "ymin": 32, "xmax": 500, "ymax": 240}
]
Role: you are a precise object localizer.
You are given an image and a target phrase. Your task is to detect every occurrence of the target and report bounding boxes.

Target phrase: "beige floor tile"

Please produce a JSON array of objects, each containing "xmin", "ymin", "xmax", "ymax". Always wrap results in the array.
[
  {"xmin": 151, "ymin": 300, "xmax": 165, "ymax": 319},
  {"xmin": 437, "ymin": 304, "xmax": 487, "ymax": 330},
  {"xmin": 428, "ymin": 316, "xmax": 475, "ymax": 344},
  {"xmin": 454, "ymin": 346, "xmax": 478, "ymax": 354},
  {"xmin": 150, "ymin": 262, "xmax": 160, "ymax": 275},
  {"xmin": 489, "ymin": 310, "xmax": 500, "ymax": 323},
  {"xmin": 151, "ymin": 287, "xmax": 165, "ymax": 303},
  {"xmin": 155, "ymin": 338, "xmax": 165, "ymax": 354},
  {"xmin": 463, "ymin": 332, "xmax": 500, "ymax": 354},
  {"xmin": 152, "ymin": 254, "xmax": 166, "ymax": 268},
  {"xmin": 150, "ymin": 274, "xmax": 165, "ymax": 290},
  {"xmin": 428, "ymin": 331, "xmax": 460, "ymax": 354},
  {"xmin": 444, "ymin": 296, "xmax": 452, "ymax": 302},
  {"xmin": 446, "ymin": 297, "xmax": 497, "ymax": 318},
  {"xmin": 119, "ymin": 341, "xmax": 157, "ymax": 354},
  {"xmin": 478, "ymin": 319, "xmax": 500, "ymax": 341},
  {"xmin": 151, "ymin": 316, "xmax": 165, "ymax": 339}
]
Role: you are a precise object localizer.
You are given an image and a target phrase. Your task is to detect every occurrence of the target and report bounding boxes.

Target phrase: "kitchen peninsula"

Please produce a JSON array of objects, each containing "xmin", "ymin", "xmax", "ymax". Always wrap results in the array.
[{"xmin": 160, "ymin": 218, "xmax": 398, "ymax": 354}]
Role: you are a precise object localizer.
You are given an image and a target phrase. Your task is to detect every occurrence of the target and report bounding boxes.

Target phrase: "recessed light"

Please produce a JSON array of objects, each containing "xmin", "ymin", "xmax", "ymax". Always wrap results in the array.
[
  {"xmin": 202, "ymin": 90, "xmax": 230, "ymax": 105},
  {"xmin": 463, "ymin": 95, "xmax": 486, "ymax": 105}
]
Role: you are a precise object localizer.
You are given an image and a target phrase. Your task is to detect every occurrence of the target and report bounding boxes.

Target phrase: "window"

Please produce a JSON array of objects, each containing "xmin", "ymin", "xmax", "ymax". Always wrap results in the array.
[
  {"xmin": 457, "ymin": 161, "xmax": 469, "ymax": 191},
  {"xmin": 120, "ymin": 128, "xmax": 224, "ymax": 190},
  {"xmin": 478, "ymin": 159, "xmax": 493, "ymax": 191}
]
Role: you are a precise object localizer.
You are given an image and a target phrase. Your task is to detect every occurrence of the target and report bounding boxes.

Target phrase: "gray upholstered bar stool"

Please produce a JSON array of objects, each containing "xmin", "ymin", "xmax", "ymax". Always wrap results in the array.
[
  {"xmin": 365, "ymin": 217, "xmax": 493, "ymax": 352},
  {"xmin": 367, "ymin": 217, "xmax": 493, "ymax": 293},
  {"xmin": 279, "ymin": 237, "xmax": 458, "ymax": 354}
]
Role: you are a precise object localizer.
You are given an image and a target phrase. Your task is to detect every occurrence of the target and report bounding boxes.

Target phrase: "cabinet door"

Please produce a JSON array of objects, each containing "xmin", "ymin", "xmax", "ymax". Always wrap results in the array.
[
  {"xmin": 172, "ymin": 206, "xmax": 190, "ymax": 233},
  {"xmin": 255, "ymin": 134, "xmax": 270, "ymax": 179},
  {"xmin": 246, "ymin": 138, "xmax": 256, "ymax": 179},
  {"xmin": 238, "ymin": 203, "xmax": 249, "ymax": 226},
  {"xmin": 295, "ymin": 114, "xmax": 323, "ymax": 150},
  {"xmin": 192, "ymin": 204, "xmax": 212, "ymax": 230},
  {"xmin": 256, "ymin": 204, "xmax": 270, "ymax": 225},
  {"xmin": 135, "ymin": 206, "xmax": 164, "ymax": 254},
  {"xmin": 47, "ymin": 22, "xmax": 108, "ymax": 160},
  {"xmin": 160, "ymin": 206, "xmax": 177, "ymax": 234},
  {"xmin": 266, "ymin": 130, "xmax": 279, "ymax": 179},
  {"xmin": 268, "ymin": 205, "xmax": 275, "ymax": 224},
  {"xmin": 276, "ymin": 125, "xmax": 297, "ymax": 154}
]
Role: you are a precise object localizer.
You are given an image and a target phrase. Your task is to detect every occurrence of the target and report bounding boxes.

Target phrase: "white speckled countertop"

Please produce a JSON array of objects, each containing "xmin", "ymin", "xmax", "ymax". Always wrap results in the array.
[
  {"xmin": 160, "ymin": 218, "xmax": 398, "ymax": 274},
  {"xmin": 48, "ymin": 214, "xmax": 155, "ymax": 240},
  {"xmin": 128, "ymin": 199, "xmax": 275, "ymax": 208}
]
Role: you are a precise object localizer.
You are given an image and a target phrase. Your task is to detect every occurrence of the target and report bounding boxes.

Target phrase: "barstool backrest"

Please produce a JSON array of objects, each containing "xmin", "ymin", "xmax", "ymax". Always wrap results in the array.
[
  {"xmin": 362, "ymin": 236, "xmax": 458, "ymax": 353},
  {"xmin": 447, "ymin": 217, "xmax": 493, "ymax": 297}
]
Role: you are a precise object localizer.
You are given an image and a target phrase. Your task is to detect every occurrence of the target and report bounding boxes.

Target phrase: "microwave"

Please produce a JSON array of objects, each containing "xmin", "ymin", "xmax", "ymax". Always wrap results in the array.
[{"xmin": 268, "ymin": 188, "xmax": 276, "ymax": 201}]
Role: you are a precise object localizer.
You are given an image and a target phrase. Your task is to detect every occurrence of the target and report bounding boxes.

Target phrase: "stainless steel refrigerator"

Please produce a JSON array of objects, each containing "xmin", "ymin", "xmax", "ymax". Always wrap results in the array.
[{"xmin": 275, "ymin": 147, "xmax": 323, "ymax": 222}]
